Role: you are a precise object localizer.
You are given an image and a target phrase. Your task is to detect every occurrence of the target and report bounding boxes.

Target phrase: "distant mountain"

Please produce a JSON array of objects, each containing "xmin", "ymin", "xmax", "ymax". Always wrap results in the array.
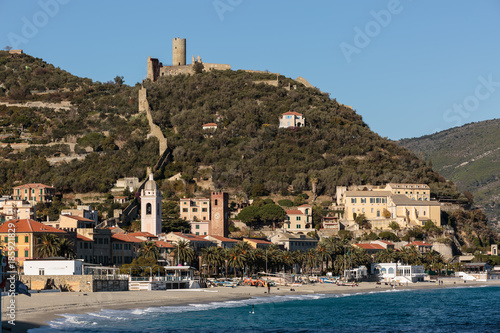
[{"xmin": 399, "ymin": 119, "xmax": 500, "ymax": 227}]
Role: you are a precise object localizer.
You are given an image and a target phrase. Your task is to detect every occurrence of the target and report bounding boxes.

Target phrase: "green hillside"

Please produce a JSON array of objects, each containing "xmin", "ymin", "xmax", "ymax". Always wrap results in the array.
[{"xmin": 399, "ymin": 119, "xmax": 500, "ymax": 227}]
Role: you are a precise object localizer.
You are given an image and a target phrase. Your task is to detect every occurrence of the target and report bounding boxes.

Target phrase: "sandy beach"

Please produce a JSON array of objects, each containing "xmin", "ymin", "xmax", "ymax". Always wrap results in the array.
[{"xmin": 2, "ymin": 279, "xmax": 500, "ymax": 332}]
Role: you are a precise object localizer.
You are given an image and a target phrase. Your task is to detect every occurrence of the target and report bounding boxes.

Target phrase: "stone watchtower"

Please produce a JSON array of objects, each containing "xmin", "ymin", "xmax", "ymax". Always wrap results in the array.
[
  {"xmin": 140, "ymin": 173, "xmax": 162, "ymax": 236},
  {"xmin": 209, "ymin": 192, "xmax": 229, "ymax": 237},
  {"xmin": 172, "ymin": 37, "xmax": 186, "ymax": 66}
]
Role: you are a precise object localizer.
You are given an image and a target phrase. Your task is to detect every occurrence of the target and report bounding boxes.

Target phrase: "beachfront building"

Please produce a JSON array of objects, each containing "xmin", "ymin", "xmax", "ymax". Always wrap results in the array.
[
  {"xmin": 269, "ymin": 232, "xmax": 318, "ymax": 251},
  {"xmin": 12, "ymin": 183, "xmax": 55, "ymax": 204},
  {"xmin": 353, "ymin": 243, "xmax": 386, "ymax": 256},
  {"xmin": 243, "ymin": 238, "xmax": 273, "ymax": 249},
  {"xmin": 111, "ymin": 233, "xmax": 143, "ymax": 265},
  {"xmin": 338, "ymin": 183, "xmax": 441, "ymax": 229},
  {"xmin": 24, "ymin": 258, "xmax": 84, "ymax": 275},
  {"xmin": 371, "ymin": 263, "xmax": 427, "ymax": 283},
  {"xmin": 0, "ymin": 219, "xmax": 67, "ymax": 267}
]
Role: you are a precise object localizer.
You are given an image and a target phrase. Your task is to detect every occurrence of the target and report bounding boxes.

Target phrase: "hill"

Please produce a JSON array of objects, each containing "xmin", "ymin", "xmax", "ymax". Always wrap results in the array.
[{"xmin": 399, "ymin": 119, "xmax": 500, "ymax": 228}]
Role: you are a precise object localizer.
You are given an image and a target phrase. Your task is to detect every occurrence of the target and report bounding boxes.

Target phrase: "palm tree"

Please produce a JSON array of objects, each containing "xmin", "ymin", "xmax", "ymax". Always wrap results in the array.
[
  {"xmin": 36, "ymin": 234, "xmax": 60, "ymax": 258},
  {"xmin": 227, "ymin": 246, "xmax": 247, "ymax": 277},
  {"xmin": 400, "ymin": 245, "xmax": 422, "ymax": 265},
  {"xmin": 58, "ymin": 238, "xmax": 76, "ymax": 259},
  {"xmin": 316, "ymin": 243, "xmax": 331, "ymax": 273},
  {"xmin": 304, "ymin": 248, "xmax": 318, "ymax": 274},
  {"xmin": 202, "ymin": 246, "xmax": 221, "ymax": 276},
  {"xmin": 280, "ymin": 250, "xmax": 295, "ymax": 273},
  {"xmin": 374, "ymin": 248, "xmax": 397, "ymax": 263},
  {"xmin": 173, "ymin": 240, "xmax": 194, "ymax": 265},
  {"xmin": 140, "ymin": 241, "xmax": 160, "ymax": 261}
]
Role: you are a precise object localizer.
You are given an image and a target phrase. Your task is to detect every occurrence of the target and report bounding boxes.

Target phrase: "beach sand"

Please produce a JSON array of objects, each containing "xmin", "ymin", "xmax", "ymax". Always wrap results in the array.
[{"xmin": 2, "ymin": 279, "xmax": 500, "ymax": 332}]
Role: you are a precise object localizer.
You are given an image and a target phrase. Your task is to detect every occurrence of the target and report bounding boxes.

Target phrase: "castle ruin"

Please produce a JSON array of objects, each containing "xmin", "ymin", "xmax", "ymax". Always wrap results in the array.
[{"xmin": 147, "ymin": 37, "xmax": 231, "ymax": 81}]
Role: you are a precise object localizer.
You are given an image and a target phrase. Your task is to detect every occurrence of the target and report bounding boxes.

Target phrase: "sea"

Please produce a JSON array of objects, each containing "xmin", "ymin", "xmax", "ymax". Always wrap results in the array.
[{"xmin": 29, "ymin": 285, "xmax": 500, "ymax": 333}]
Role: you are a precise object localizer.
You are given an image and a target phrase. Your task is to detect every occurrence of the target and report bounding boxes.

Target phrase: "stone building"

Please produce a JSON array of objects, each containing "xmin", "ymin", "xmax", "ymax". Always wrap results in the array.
[{"xmin": 147, "ymin": 37, "xmax": 231, "ymax": 82}]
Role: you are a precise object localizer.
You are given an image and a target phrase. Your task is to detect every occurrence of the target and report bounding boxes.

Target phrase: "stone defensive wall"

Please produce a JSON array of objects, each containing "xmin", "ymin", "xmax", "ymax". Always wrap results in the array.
[{"xmin": 138, "ymin": 87, "xmax": 168, "ymax": 156}]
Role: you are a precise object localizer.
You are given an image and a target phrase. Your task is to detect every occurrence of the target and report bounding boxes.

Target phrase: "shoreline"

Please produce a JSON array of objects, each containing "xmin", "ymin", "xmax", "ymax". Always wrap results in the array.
[{"xmin": 2, "ymin": 280, "xmax": 500, "ymax": 332}]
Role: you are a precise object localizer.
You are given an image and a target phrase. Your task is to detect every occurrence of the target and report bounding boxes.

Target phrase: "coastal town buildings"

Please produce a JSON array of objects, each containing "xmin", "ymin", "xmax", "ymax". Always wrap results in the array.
[
  {"xmin": 12, "ymin": 183, "xmax": 55, "ymax": 204},
  {"xmin": 181, "ymin": 192, "xmax": 229, "ymax": 237},
  {"xmin": 283, "ymin": 204, "xmax": 313, "ymax": 232},
  {"xmin": 371, "ymin": 263, "xmax": 427, "ymax": 283},
  {"xmin": 141, "ymin": 173, "xmax": 162, "ymax": 236},
  {"xmin": 0, "ymin": 198, "xmax": 36, "ymax": 222}
]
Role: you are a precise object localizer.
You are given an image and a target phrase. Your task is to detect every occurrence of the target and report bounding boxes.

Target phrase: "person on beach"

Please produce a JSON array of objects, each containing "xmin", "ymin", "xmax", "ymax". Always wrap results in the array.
[{"xmin": 268, "ymin": 284, "xmax": 271, "ymax": 294}]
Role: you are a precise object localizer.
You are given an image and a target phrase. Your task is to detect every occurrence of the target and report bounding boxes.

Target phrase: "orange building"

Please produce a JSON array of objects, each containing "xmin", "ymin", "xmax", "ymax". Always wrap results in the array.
[
  {"xmin": 0, "ymin": 219, "xmax": 66, "ymax": 267},
  {"xmin": 12, "ymin": 183, "xmax": 55, "ymax": 204}
]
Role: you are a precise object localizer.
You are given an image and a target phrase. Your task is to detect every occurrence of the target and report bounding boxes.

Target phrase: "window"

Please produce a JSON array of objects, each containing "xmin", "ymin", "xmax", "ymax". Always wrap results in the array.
[
  {"xmin": 204, "ymin": 232, "xmax": 207, "ymax": 235},
  {"xmin": 376, "ymin": 198, "xmax": 381, "ymax": 203},
  {"xmin": 296, "ymin": 216, "xmax": 301, "ymax": 221},
  {"xmin": 370, "ymin": 198, "xmax": 375, "ymax": 203},
  {"xmin": 15, "ymin": 251, "xmax": 18, "ymax": 257},
  {"xmin": 24, "ymin": 236, "xmax": 29, "ymax": 243},
  {"xmin": 350, "ymin": 198, "xmax": 357, "ymax": 203},
  {"xmin": 24, "ymin": 250, "xmax": 28, "ymax": 257},
  {"xmin": 182, "ymin": 208, "xmax": 188, "ymax": 212},
  {"xmin": 39, "ymin": 268, "xmax": 44, "ymax": 275},
  {"xmin": 360, "ymin": 198, "xmax": 366, "ymax": 203},
  {"xmin": 214, "ymin": 199, "xmax": 218, "ymax": 206},
  {"xmin": 196, "ymin": 232, "xmax": 199, "ymax": 235},
  {"xmin": 192, "ymin": 208, "xmax": 198, "ymax": 212},
  {"xmin": 15, "ymin": 236, "xmax": 18, "ymax": 243},
  {"xmin": 377, "ymin": 210, "xmax": 380, "ymax": 217},
  {"xmin": 296, "ymin": 224, "xmax": 301, "ymax": 229},
  {"xmin": 146, "ymin": 203, "xmax": 152, "ymax": 215},
  {"xmin": 202, "ymin": 208, "xmax": 207, "ymax": 212},
  {"xmin": 4, "ymin": 236, "xmax": 7, "ymax": 243},
  {"xmin": 388, "ymin": 267, "xmax": 394, "ymax": 274},
  {"xmin": 84, "ymin": 243, "xmax": 88, "ymax": 249},
  {"xmin": 196, "ymin": 225, "xmax": 200, "ymax": 229},
  {"xmin": 371, "ymin": 208, "xmax": 374, "ymax": 213}
]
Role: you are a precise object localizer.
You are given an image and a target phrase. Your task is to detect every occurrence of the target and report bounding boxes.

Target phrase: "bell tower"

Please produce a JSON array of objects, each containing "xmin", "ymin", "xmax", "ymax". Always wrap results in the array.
[
  {"xmin": 209, "ymin": 192, "xmax": 228, "ymax": 237},
  {"xmin": 140, "ymin": 173, "xmax": 162, "ymax": 236}
]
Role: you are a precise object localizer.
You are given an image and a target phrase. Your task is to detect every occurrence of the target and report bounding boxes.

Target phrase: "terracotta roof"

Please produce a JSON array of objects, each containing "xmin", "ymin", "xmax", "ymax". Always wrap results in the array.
[
  {"xmin": 172, "ymin": 232, "xmax": 211, "ymax": 242},
  {"xmin": 111, "ymin": 234, "xmax": 143, "ymax": 243},
  {"xmin": 129, "ymin": 232, "xmax": 158, "ymax": 239},
  {"xmin": 282, "ymin": 111, "xmax": 303, "ymax": 116},
  {"xmin": 243, "ymin": 238, "xmax": 272, "ymax": 244},
  {"xmin": 207, "ymin": 235, "xmax": 239, "ymax": 243},
  {"xmin": 354, "ymin": 243, "xmax": 385, "ymax": 250},
  {"xmin": 405, "ymin": 241, "xmax": 432, "ymax": 247},
  {"xmin": 298, "ymin": 204, "xmax": 312, "ymax": 208},
  {"xmin": 0, "ymin": 219, "xmax": 65, "ymax": 233},
  {"xmin": 77, "ymin": 234, "xmax": 93, "ymax": 242},
  {"xmin": 202, "ymin": 123, "xmax": 217, "ymax": 127},
  {"xmin": 155, "ymin": 240, "xmax": 174, "ymax": 248},
  {"xmin": 12, "ymin": 183, "xmax": 55, "ymax": 190},
  {"xmin": 61, "ymin": 215, "xmax": 94, "ymax": 222},
  {"xmin": 286, "ymin": 209, "xmax": 304, "ymax": 215}
]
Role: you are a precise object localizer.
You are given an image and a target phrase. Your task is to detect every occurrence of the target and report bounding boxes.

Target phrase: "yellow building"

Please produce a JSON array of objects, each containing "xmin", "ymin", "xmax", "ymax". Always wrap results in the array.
[
  {"xmin": 341, "ymin": 184, "xmax": 441, "ymax": 229},
  {"xmin": 283, "ymin": 205, "xmax": 313, "ymax": 231},
  {"xmin": 0, "ymin": 219, "xmax": 67, "ymax": 267},
  {"xmin": 179, "ymin": 198, "xmax": 210, "ymax": 222}
]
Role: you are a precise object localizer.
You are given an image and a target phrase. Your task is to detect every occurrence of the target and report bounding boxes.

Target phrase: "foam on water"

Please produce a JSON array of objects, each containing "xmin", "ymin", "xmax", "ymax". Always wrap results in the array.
[{"xmin": 28, "ymin": 286, "xmax": 500, "ymax": 333}]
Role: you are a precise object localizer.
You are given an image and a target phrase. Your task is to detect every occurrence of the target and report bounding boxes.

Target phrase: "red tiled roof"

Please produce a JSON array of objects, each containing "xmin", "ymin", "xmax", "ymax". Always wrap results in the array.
[
  {"xmin": 61, "ymin": 215, "xmax": 94, "ymax": 222},
  {"xmin": 0, "ymin": 219, "xmax": 65, "ymax": 233},
  {"xmin": 202, "ymin": 123, "xmax": 217, "ymax": 127},
  {"xmin": 282, "ymin": 111, "xmax": 303, "ymax": 116},
  {"xmin": 286, "ymin": 210, "xmax": 304, "ymax": 215},
  {"xmin": 111, "ymin": 234, "xmax": 143, "ymax": 243},
  {"xmin": 12, "ymin": 183, "xmax": 55, "ymax": 190},
  {"xmin": 208, "ymin": 235, "xmax": 239, "ymax": 243},
  {"xmin": 172, "ymin": 232, "xmax": 211, "ymax": 242},
  {"xmin": 155, "ymin": 240, "xmax": 174, "ymax": 248},
  {"xmin": 129, "ymin": 232, "xmax": 158, "ymax": 238},
  {"xmin": 354, "ymin": 243, "xmax": 385, "ymax": 250},
  {"xmin": 244, "ymin": 238, "xmax": 272, "ymax": 244},
  {"xmin": 405, "ymin": 241, "xmax": 432, "ymax": 247},
  {"xmin": 77, "ymin": 234, "xmax": 93, "ymax": 242}
]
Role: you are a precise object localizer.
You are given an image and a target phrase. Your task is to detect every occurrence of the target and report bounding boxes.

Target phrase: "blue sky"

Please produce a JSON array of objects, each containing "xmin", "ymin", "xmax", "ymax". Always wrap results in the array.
[{"xmin": 1, "ymin": 0, "xmax": 499, "ymax": 139}]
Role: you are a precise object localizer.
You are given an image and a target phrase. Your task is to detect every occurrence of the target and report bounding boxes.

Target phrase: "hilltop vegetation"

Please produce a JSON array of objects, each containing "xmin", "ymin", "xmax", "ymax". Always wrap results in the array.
[
  {"xmin": 399, "ymin": 119, "xmax": 500, "ymax": 227},
  {"xmin": 0, "ymin": 50, "xmax": 463, "ymax": 201},
  {"xmin": 144, "ymin": 70, "xmax": 460, "ymax": 199}
]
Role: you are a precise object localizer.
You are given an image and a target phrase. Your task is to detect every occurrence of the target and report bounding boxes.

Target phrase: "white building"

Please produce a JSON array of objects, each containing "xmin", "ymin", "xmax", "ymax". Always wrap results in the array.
[
  {"xmin": 141, "ymin": 173, "xmax": 162, "ymax": 236},
  {"xmin": 24, "ymin": 259, "xmax": 84, "ymax": 275},
  {"xmin": 279, "ymin": 111, "xmax": 305, "ymax": 128},
  {"xmin": 371, "ymin": 263, "xmax": 427, "ymax": 283}
]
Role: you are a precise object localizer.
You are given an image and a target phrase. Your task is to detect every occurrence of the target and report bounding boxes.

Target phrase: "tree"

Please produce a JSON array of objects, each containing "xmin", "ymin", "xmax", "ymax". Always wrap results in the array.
[
  {"xmin": 114, "ymin": 76, "xmax": 124, "ymax": 86},
  {"xmin": 388, "ymin": 221, "xmax": 400, "ymax": 231},
  {"xmin": 383, "ymin": 209, "xmax": 391, "ymax": 219},
  {"xmin": 173, "ymin": 240, "xmax": 194, "ymax": 265},
  {"xmin": 193, "ymin": 61, "xmax": 204, "ymax": 74},
  {"xmin": 236, "ymin": 205, "xmax": 260, "ymax": 228},
  {"xmin": 140, "ymin": 241, "xmax": 160, "ymax": 261},
  {"xmin": 202, "ymin": 246, "xmax": 223, "ymax": 276},
  {"xmin": 355, "ymin": 213, "xmax": 371, "ymax": 230},
  {"xmin": 378, "ymin": 231, "xmax": 400, "ymax": 242},
  {"xmin": 58, "ymin": 238, "xmax": 75, "ymax": 259},
  {"xmin": 259, "ymin": 203, "xmax": 285, "ymax": 230},
  {"xmin": 36, "ymin": 234, "xmax": 60, "ymax": 258}
]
